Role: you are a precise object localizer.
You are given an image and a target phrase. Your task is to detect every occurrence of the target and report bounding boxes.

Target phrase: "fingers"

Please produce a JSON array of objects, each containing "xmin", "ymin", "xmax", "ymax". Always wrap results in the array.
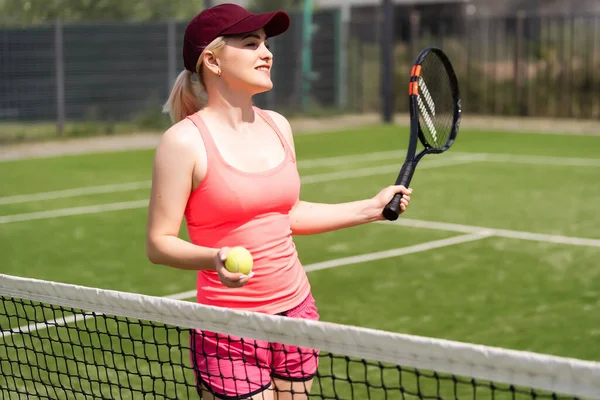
[
  {"xmin": 237, "ymin": 272, "xmax": 254, "ymax": 285},
  {"xmin": 389, "ymin": 186, "xmax": 412, "ymax": 204},
  {"xmin": 222, "ymin": 268, "xmax": 254, "ymax": 282},
  {"xmin": 389, "ymin": 185, "xmax": 412, "ymax": 213},
  {"xmin": 221, "ymin": 271, "xmax": 254, "ymax": 288},
  {"xmin": 400, "ymin": 197, "xmax": 410, "ymax": 211},
  {"xmin": 392, "ymin": 185, "xmax": 413, "ymax": 196},
  {"xmin": 218, "ymin": 247, "xmax": 230, "ymax": 262},
  {"xmin": 219, "ymin": 268, "xmax": 254, "ymax": 288},
  {"xmin": 216, "ymin": 247, "xmax": 254, "ymax": 288}
]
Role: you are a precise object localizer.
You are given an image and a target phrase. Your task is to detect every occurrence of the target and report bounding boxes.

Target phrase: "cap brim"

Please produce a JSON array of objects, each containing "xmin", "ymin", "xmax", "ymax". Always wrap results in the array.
[{"xmin": 221, "ymin": 11, "xmax": 290, "ymax": 38}]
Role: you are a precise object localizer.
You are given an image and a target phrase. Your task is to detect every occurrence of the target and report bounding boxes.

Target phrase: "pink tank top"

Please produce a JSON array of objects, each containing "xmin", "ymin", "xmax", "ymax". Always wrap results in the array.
[{"xmin": 184, "ymin": 107, "xmax": 311, "ymax": 315}]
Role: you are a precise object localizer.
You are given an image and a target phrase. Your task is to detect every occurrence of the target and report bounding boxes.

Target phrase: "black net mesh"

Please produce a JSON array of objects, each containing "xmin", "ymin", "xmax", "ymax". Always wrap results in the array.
[
  {"xmin": 0, "ymin": 296, "xmax": 587, "ymax": 400},
  {"xmin": 415, "ymin": 51, "xmax": 457, "ymax": 150}
]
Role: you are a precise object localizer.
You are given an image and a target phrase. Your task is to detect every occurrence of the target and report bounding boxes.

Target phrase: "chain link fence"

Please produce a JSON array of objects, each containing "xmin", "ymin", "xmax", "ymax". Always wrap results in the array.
[{"xmin": 1, "ymin": 1, "xmax": 599, "ymax": 140}]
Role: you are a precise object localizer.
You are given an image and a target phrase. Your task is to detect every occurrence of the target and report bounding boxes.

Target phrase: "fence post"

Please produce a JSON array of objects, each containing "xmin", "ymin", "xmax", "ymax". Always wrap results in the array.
[
  {"xmin": 567, "ymin": 13, "xmax": 575, "ymax": 118},
  {"xmin": 301, "ymin": 0, "xmax": 314, "ymax": 112},
  {"xmin": 167, "ymin": 20, "xmax": 177, "ymax": 91},
  {"xmin": 409, "ymin": 9, "xmax": 421, "ymax": 62},
  {"xmin": 381, "ymin": 0, "xmax": 394, "ymax": 123},
  {"xmin": 514, "ymin": 10, "xmax": 525, "ymax": 116},
  {"xmin": 336, "ymin": 4, "xmax": 350, "ymax": 111},
  {"xmin": 55, "ymin": 18, "xmax": 65, "ymax": 137}
]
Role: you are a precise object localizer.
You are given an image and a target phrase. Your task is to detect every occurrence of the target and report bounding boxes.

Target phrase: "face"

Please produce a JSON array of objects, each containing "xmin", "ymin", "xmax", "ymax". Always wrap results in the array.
[{"xmin": 216, "ymin": 28, "xmax": 274, "ymax": 95}]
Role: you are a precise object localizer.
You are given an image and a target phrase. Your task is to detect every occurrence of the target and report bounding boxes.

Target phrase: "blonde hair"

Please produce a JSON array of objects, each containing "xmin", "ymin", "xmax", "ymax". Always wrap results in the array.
[{"xmin": 162, "ymin": 37, "xmax": 227, "ymax": 123}]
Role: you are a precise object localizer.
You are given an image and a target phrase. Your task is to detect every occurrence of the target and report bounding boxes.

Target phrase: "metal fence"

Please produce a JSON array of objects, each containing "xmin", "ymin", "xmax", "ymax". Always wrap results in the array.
[
  {"xmin": 0, "ymin": 10, "xmax": 341, "ymax": 129},
  {"xmin": 1, "ymin": 3, "xmax": 600, "ymax": 138},
  {"xmin": 347, "ymin": 5, "xmax": 600, "ymax": 121}
]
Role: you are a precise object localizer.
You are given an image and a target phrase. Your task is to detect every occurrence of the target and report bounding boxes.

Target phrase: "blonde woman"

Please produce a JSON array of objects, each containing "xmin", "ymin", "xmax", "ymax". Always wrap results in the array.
[{"xmin": 146, "ymin": 4, "xmax": 412, "ymax": 399}]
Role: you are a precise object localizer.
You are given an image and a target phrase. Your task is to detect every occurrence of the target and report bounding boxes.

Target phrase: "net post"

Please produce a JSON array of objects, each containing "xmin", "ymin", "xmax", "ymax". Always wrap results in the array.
[{"xmin": 380, "ymin": 0, "xmax": 395, "ymax": 124}]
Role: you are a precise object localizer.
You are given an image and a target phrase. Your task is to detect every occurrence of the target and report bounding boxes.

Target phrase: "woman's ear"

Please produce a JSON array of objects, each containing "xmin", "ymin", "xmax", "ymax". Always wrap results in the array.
[{"xmin": 201, "ymin": 50, "xmax": 220, "ymax": 77}]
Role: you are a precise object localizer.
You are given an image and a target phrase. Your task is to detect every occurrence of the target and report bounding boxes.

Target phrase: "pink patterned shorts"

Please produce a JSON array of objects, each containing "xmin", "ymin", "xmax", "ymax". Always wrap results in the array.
[{"xmin": 189, "ymin": 293, "xmax": 320, "ymax": 399}]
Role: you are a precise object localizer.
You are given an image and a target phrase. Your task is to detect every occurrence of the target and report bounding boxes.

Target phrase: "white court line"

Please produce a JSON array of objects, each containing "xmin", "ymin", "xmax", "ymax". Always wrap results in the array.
[
  {"xmin": 303, "ymin": 232, "xmax": 492, "ymax": 272},
  {"xmin": 451, "ymin": 152, "xmax": 600, "ymax": 167},
  {"xmin": 0, "ymin": 181, "xmax": 152, "ymax": 206},
  {"xmin": 297, "ymin": 149, "xmax": 403, "ymax": 168},
  {"xmin": 0, "ymin": 200, "xmax": 149, "ymax": 224},
  {"xmin": 301, "ymin": 157, "xmax": 474, "ymax": 184},
  {"xmin": 3, "ymin": 232, "xmax": 488, "ymax": 338},
  {"xmin": 0, "ymin": 150, "xmax": 406, "ymax": 206},
  {"xmin": 300, "ymin": 150, "xmax": 600, "ymax": 168},
  {"xmin": 2, "ymin": 149, "xmax": 599, "ymax": 206},
  {"xmin": 383, "ymin": 218, "xmax": 600, "ymax": 247},
  {"xmin": 0, "ymin": 158, "xmax": 472, "ymax": 224},
  {"xmin": 1, "ymin": 155, "xmax": 598, "ymax": 248}
]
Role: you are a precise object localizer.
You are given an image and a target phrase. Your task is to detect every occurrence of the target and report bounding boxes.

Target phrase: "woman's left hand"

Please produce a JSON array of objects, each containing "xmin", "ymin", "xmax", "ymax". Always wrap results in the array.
[{"xmin": 369, "ymin": 185, "xmax": 413, "ymax": 221}]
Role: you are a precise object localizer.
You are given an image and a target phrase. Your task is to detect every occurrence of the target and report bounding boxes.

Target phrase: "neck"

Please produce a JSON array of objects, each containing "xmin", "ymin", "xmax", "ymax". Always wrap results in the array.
[{"xmin": 203, "ymin": 84, "xmax": 256, "ymax": 130}]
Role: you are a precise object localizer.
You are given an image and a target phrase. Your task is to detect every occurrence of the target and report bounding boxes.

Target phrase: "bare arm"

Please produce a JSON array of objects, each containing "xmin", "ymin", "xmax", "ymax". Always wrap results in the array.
[
  {"xmin": 264, "ymin": 111, "xmax": 413, "ymax": 236},
  {"xmin": 289, "ymin": 199, "xmax": 378, "ymax": 235},
  {"xmin": 145, "ymin": 123, "xmax": 218, "ymax": 270},
  {"xmin": 289, "ymin": 185, "xmax": 412, "ymax": 235},
  {"xmin": 146, "ymin": 122, "xmax": 252, "ymax": 287}
]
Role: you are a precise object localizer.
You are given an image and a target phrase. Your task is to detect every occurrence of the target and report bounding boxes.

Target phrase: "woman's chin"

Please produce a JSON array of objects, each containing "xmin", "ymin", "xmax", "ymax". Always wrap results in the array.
[{"xmin": 251, "ymin": 80, "xmax": 274, "ymax": 95}]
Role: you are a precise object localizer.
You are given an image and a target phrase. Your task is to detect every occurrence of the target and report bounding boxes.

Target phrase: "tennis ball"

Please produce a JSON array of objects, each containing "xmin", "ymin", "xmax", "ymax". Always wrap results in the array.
[{"xmin": 224, "ymin": 246, "xmax": 253, "ymax": 275}]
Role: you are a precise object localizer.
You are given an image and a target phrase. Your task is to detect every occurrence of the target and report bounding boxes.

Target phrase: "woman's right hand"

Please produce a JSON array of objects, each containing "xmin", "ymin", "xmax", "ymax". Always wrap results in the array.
[{"xmin": 214, "ymin": 247, "xmax": 254, "ymax": 288}]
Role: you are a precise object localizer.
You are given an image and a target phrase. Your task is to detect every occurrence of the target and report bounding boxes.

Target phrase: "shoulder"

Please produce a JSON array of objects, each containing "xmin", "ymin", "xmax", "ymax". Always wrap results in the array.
[
  {"xmin": 261, "ymin": 109, "xmax": 296, "ymax": 152},
  {"xmin": 157, "ymin": 117, "xmax": 203, "ymax": 154},
  {"xmin": 154, "ymin": 116, "xmax": 205, "ymax": 167}
]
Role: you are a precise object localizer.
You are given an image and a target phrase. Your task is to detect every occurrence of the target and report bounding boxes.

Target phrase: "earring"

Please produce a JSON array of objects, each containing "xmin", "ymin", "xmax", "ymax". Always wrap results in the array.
[{"xmin": 217, "ymin": 70, "xmax": 222, "ymax": 78}]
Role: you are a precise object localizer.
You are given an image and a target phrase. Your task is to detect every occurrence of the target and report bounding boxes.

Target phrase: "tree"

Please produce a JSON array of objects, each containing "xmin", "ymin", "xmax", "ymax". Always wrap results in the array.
[
  {"xmin": 0, "ymin": 0, "xmax": 209, "ymax": 26},
  {"xmin": 246, "ymin": 0, "xmax": 302, "ymax": 13}
]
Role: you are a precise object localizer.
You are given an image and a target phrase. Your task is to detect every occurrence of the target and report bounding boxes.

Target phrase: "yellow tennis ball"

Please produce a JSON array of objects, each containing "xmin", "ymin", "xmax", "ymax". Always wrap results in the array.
[{"xmin": 224, "ymin": 246, "xmax": 253, "ymax": 275}]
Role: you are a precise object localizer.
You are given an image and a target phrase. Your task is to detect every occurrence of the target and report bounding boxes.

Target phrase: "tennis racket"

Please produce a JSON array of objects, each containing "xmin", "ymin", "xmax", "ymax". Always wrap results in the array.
[{"xmin": 382, "ymin": 46, "xmax": 462, "ymax": 221}]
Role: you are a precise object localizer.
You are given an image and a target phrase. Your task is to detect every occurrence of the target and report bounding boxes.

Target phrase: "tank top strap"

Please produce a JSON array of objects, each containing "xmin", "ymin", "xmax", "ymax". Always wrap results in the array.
[
  {"xmin": 186, "ymin": 112, "xmax": 221, "ymax": 165},
  {"xmin": 187, "ymin": 109, "xmax": 295, "ymax": 165},
  {"xmin": 254, "ymin": 106, "xmax": 296, "ymax": 162}
]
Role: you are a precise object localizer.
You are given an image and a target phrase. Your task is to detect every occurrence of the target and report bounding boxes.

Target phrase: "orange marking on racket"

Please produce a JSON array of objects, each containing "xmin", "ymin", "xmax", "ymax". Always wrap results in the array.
[
  {"xmin": 409, "ymin": 82, "xmax": 419, "ymax": 96},
  {"xmin": 408, "ymin": 82, "xmax": 419, "ymax": 96},
  {"xmin": 414, "ymin": 65, "xmax": 422, "ymax": 77}
]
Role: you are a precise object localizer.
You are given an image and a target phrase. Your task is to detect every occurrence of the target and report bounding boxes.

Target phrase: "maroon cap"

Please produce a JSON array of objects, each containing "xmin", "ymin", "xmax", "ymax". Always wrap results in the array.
[{"xmin": 183, "ymin": 3, "xmax": 290, "ymax": 72}]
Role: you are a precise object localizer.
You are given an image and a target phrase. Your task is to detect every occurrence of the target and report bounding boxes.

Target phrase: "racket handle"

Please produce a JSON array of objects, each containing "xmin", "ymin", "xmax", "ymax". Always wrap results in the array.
[{"xmin": 382, "ymin": 161, "xmax": 415, "ymax": 221}]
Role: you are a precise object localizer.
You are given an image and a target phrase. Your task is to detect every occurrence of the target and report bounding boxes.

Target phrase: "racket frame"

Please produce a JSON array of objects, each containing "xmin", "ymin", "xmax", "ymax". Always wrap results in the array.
[{"xmin": 382, "ymin": 46, "xmax": 461, "ymax": 221}]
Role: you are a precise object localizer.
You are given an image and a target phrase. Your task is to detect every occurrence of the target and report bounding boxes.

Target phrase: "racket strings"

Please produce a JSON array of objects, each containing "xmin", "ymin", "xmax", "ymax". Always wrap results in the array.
[{"xmin": 417, "ymin": 54, "xmax": 455, "ymax": 149}]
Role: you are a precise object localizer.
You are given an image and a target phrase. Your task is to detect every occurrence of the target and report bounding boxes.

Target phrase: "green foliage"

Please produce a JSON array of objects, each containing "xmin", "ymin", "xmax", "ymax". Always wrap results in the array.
[
  {"xmin": 0, "ymin": 0, "xmax": 209, "ymax": 26},
  {"xmin": 246, "ymin": 0, "xmax": 302, "ymax": 12},
  {"xmin": 0, "ymin": 0, "xmax": 307, "ymax": 27}
]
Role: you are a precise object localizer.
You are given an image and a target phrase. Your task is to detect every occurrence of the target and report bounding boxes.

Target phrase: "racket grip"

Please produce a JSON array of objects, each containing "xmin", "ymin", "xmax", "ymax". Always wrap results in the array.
[{"xmin": 382, "ymin": 161, "xmax": 415, "ymax": 221}]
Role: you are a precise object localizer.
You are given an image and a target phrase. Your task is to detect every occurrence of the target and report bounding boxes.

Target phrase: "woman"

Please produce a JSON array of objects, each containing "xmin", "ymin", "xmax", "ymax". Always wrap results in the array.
[{"xmin": 145, "ymin": 4, "xmax": 412, "ymax": 399}]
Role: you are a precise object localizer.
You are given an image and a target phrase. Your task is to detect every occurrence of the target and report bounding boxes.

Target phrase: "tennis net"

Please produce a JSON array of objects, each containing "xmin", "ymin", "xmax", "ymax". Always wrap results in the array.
[{"xmin": 1, "ymin": 273, "xmax": 599, "ymax": 399}]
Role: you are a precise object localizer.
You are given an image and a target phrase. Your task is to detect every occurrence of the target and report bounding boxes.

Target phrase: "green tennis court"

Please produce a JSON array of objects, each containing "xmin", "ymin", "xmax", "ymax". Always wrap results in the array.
[{"xmin": 1, "ymin": 124, "xmax": 599, "ymax": 398}]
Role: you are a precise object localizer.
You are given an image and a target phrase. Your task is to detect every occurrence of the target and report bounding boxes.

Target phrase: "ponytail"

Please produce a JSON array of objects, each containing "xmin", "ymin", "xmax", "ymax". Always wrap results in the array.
[
  {"xmin": 162, "ymin": 70, "xmax": 203, "ymax": 124},
  {"xmin": 162, "ymin": 36, "xmax": 228, "ymax": 124}
]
